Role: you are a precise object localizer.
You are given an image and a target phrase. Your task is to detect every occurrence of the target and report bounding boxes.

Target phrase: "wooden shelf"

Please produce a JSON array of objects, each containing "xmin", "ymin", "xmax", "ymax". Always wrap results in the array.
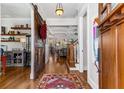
[
  {"xmin": 11, "ymin": 27, "xmax": 31, "ymax": 30},
  {"xmin": 101, "ymin": 4, "xmax": 108, "ymax": 14},
  {"xmin": 1, "ymin": 40, "xmax": 20, "ymax": 42},
  {"xmin": 1, "ymin": 34, "xmax": 27, "ymax": 36},
  {"xmin": 99, "ymin": 4, "xmax": 124, "ymax": 27}
]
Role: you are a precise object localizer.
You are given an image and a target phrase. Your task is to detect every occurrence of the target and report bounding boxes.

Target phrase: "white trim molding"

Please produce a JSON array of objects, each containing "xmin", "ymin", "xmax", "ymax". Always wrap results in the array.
[{"xmin": 30, "ymin": 6, "xmax": 35, "ymax": 79}]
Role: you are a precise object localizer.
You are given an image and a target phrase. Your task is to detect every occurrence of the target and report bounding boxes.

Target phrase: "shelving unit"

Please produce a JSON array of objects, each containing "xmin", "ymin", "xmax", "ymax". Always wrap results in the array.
[
  {"xmin": 1, "ymin": 22, "xmax": 31, "ymax": 68},
  {"xmin": 99, "ymin": 4, "xmax": 119, "ymax": 21},
  {"xmin": 1, "ymin": 34, "xmax": 28, "ymax": 42},
  {"xmin": 1, "ymin": 40, "xmax": 20, "ymax": 42},
  {"xmin": 0, "ymin": 34, "xmax": 27, "ymax": 36},
  {"xmin": 11, "ymin": 27, "xmax": 31, "ymax": 30}
]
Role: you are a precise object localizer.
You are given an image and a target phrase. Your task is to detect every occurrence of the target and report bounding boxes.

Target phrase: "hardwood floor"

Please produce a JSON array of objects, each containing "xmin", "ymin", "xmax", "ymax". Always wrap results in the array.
[
  {"xmin": 44, "ymin": 55, "xmax": 68, "ymax": 74},
  {"xmin": 0, "ymin": 55, "xmax": 91, "ymax": 89},
  {"xmin": 0, "ymin": 67, "xmax": 36, "ymax": 89},
  {"xmin": 70, "ymin": 70, "xmax": 91, "ymax": 89}
]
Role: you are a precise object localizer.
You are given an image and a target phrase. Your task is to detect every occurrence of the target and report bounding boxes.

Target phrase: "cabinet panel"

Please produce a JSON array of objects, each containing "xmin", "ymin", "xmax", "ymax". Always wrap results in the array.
[
  {"xmin": 100, "ymin": 27, "xmax": 117, "ymax": 88},
  {"xmin": 117, "ymin": 22, "xmax": 124, "ymax": 88},
  {"xmin": 99, "ymin": 3, "xmax": 124, "ymax": 89}
]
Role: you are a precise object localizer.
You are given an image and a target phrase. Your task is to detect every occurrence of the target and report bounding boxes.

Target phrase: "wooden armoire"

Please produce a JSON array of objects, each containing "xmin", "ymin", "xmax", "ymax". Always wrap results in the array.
[{"xmin": 98, "ymin": 3, "xmax": 124, "ymax": 89}]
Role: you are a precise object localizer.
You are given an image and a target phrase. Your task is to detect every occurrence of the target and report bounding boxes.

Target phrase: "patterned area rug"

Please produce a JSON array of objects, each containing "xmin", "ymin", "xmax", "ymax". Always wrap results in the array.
[{"xmin": 37, "ymin": 73, "xmax": 83, "ymax": 89}]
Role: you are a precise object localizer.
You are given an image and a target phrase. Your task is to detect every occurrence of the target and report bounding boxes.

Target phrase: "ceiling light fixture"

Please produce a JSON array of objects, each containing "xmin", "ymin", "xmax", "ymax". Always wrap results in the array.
[{"xmin": 55, "ymin": 3, "xmax": 64, "ymax": 16}]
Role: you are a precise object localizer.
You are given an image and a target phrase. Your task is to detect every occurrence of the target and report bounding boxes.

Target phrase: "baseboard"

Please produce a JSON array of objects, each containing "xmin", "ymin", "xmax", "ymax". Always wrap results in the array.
[{"xmin": 88, "ymin": 78, "xmax": 98, "ymax": 89}]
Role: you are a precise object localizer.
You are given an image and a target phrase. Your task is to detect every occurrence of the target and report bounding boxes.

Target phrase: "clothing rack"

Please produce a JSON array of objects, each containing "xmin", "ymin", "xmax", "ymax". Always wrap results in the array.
[{"xmin": 32, "ymin": 3, "xmax": 44, "ymax": 24}]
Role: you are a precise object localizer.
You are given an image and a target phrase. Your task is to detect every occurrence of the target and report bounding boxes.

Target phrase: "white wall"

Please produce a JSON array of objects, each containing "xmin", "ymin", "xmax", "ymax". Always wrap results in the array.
[
  {"xmin": 1, "ymin": 18, "xmax": 31, "ymax": 51},
  {"xmin": 78, "ymin": 3, "xmax": 99, "ymax": 89},
  {"xmin": 1, "ymin": 18, "xmax": 31, "ymax": 31},
  {"xmin": 46, "ymin": 18, "xmax": 77, "ymax": 26},
  {"xmin": 87, "ymin": 4, "xmax": 99, "ymax": 89}
]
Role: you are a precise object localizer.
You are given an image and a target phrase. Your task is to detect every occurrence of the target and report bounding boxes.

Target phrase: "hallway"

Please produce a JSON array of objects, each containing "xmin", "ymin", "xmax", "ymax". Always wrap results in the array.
[
  {"xmin": 0, "ymin": 54, "xmax": 90, "ymax": 89},
  {"xmin": 38, "ymin": 55, "xmax": 91, "ymax": 89},
  {"xmin": 0, "ymin": 3, "xmax": 96, "ymax": 89},
  {"xmin": 0, "ymin": 2, "xmax": 124, "ymax": 90},
  {"xmin": 44, "ymin": 54, "xmax": 68, "ymax": 74}
]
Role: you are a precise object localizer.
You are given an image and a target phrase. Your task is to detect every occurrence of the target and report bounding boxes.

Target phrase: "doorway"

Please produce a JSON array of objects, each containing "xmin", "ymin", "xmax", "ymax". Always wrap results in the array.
[
  {"xmin": 0, "ymin": 3, "xmax": 31, "ymax": 80},
  {"xmin": 82, "ymin": 12, "xmax": 88, "ymax": 80}
]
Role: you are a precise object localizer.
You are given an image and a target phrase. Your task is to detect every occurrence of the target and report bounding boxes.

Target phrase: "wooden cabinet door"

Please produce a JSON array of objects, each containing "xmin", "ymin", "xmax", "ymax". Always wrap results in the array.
[
  {"xmin": 117, "ymin": 21, "xmax": 124, "ymax": 88},
  {"xmin": 100, "ymin": 26, "xmax": 117, "ymax": 88}
]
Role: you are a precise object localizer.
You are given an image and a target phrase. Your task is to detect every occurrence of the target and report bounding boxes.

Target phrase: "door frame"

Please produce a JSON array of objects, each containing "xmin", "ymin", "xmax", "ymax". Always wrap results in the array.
[
  {"xmin": 82, "ymin": 12, "xmax": 88, "ymax": 71},
  {"xmin": 78, "ymin": 6, "xmax": 88, "ymax": 73}
]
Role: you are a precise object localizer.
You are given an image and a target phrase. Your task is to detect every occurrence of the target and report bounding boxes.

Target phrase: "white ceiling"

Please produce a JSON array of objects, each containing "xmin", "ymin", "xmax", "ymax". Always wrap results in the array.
[
  {"xmin": 1, "ymin": 3, "xmax": 83, "ymax": 18},
  {"xmin": 1, "ymin": 3, "xmax": 31, "ymax": 18},
  {"xmin": 1, "ymin": 3, "xmax": 79, "ymax": 42},
  {"xmin": 37, "ymin": 3, "xmax": 82, "ymax": 18},
  {"xmin": 48, "ymin": 26, "xmax": 78, "ymax": 41},
  {"xmin": 36, "ymin": 4, "xmax": 80, "ymax": 41}
]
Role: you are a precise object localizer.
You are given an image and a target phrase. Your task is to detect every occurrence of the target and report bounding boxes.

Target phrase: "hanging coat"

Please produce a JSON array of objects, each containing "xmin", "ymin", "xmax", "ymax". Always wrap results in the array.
[{"xmin": 40, "ymin": 21, "xmax": 47, "ymax": 41}]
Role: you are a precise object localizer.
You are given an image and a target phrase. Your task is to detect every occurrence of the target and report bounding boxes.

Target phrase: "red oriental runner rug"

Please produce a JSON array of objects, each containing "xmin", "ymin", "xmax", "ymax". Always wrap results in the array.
[{"xmin": 37, "ymin": 73, "xmax": 84, "ymax": 89}]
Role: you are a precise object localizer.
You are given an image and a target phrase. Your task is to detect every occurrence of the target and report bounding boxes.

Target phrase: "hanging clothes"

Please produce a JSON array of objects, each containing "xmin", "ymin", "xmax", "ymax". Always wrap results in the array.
[{"xmin": 40, "ymin": 21, "xmax": 47, "ymax": 43}]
